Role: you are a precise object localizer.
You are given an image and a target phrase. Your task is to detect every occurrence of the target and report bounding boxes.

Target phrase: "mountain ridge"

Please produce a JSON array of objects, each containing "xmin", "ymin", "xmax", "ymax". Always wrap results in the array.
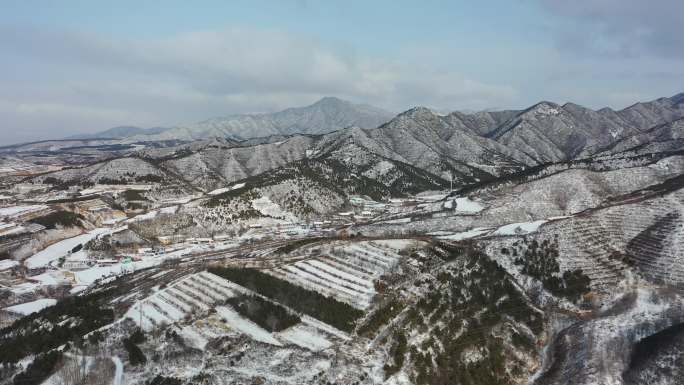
[{"xmin": 128, "ymin": 96, "xmax": 395, "ymax": 142}]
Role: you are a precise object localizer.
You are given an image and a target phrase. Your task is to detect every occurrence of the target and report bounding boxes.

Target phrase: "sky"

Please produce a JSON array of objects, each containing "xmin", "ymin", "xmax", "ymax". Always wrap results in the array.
[{"xmin": 1, "ymin": 0, "xmax": 683, "ymax": 144}]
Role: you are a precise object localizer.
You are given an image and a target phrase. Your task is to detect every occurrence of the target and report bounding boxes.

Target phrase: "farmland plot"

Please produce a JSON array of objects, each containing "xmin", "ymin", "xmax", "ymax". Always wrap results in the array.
[
  {"xmin": 124, "ymin": 272, "xmax": 241, "ymax": 331},
  {"xmin": 123, "ymin": 271, "xmax": 336, "ymax": 351},
  {"xmin": 269, "ymin": 241, "xmax": 405, "ymax": 309}
]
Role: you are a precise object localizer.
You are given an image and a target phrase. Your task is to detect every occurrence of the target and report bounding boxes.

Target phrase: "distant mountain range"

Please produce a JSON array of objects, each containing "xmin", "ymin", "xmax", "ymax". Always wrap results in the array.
[
  {"xmin": 67, "ymin": 126, "xmax": 168, "ymax": 140},
  {"xmin": 10, "ymin": 92, "xmax": 684, "ymax": 385},
  {"xmin": 34, "ymin": 92, "xmax": 684, "ymax": 199},
  {"xmin": 68, "ymin": 94, "xmax": 684, "ymax": 163},
  {"xmin": 70, "ymin": 97, "xmax": 394, "ymax": 142}
]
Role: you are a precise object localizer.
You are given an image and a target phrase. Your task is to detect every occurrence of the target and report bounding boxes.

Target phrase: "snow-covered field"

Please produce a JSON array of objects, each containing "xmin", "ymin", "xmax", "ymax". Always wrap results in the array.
[
  {"xmin": 124, "ymin": 272, "xmax": 239, "ymax": 331},
  {"xmin": 121, "ymin": 271, "xmax": 340, "ymax": 352},
  {"xmin": 0, "ymin": 222, "xmax": 26, "ymax": 236},
  {"xmin": 270, "ymin": 241, "xmax": 405, "ymax": 309},
  {"xmin": 436, "ymin": 219, "xmax": 551, "ymax": 241},
  {"xmin": 493, "ymin": 219, "xmax": 548, "ymax": 235},
  {"xmin": 276, "ymin": 324, "xmax": 332, "ymax": 351},
  {"xmin": 4, "ymin": 298, "xmax": 56, "ymax": 315},
  {"xmin": 251, "ymin": 196, "xmax": 296, "ymax": 221},
  {"xmin": 0, "ymin": 259, "xmax": 19, "ymax": 271},
  {"xmin": 207, "ymin": 182, "xmax": 246, "ymax": 195},
  {"xmin": 438, "ymin": 227, "xmax": 492, "ymax": 241},
  {"xmin": 0, "ymin": 204, "xmax": 47, "ymax": 220},
  {"xmin": 452, "ymin": 197, "xmax": 485, "ymax": 213},
  {"xmin": 24, "ymin": 228, "xmax": 113, "ymax": 269},
  {"xmin": 125, "ymin": 210, "xmax": 158, "ymax": 223},
  {"xmin": 215, "ymin": 306, "xmax": 282, "ymax": 346}
]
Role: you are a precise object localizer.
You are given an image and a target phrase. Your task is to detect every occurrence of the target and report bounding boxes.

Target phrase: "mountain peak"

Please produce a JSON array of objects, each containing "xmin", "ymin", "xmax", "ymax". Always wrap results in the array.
[
  {"xmin": 524, "ymin": 101, "xmax": 563, "ymax": 115},
  {"xmin": 670, "ymin": 92, "xmax": 684, "ymax": 105},
  {"xmin": 401, "ymin": 106, "xmax": 437, "ymax": 118},
  {"xmin": 313, "ymin": 96, "xmax": 347, "ymax": 106}
]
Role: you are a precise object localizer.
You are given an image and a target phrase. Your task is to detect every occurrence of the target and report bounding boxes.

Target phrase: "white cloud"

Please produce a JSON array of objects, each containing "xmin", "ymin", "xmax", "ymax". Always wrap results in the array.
[
  {"xmin": 539, "ymin": 0, "xmax": 684, "ymax": 58},
  {"xmin": 0, "ymin": 25, "xmax": 517, "ymax": 143}
]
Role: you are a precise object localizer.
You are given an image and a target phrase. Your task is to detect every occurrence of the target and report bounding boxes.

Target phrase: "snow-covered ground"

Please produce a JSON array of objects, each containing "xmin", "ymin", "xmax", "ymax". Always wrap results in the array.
[
  {"xmin": 4, "ymin": 298, "xmax": 56, "ymax": 315},
  {"xmin": 125, "ymin": 210, "xmax": 158, "ymax": 223},
  {"xmin": 0, "ymin": 259, "xmax": 19, "ymax": 271},
  {"xmin": 179, "ymin": 326, "xmax": 209, "ymax": 350},
  {"xmin": 276, "ymin": 324, "xmax": 332, "ymax": 351},
  {"xmin": 270, "ymin": 241, "xmax": 405, "ymax": 309},
  {"xmin": 0, "ymin": 204, "xmax": 47, "ymax": 220},
  {"xmin": 438, "ymin": 227, "xmax": 492, "ymax": 241},
  {"xmin": 79, "ymin": 184, "xmax": 154, "ymax": 196},
  {"xmin": 434, "ymin": 218, "xmax": 554, "ymax": 242},
  {"xmin": 493, "ymin": 219, "xmax": 548, "ymax": 235},
  {"xmin": 29, "ymin": 271, "xmax": 71, "ymax": 286},
  {"xmin": 447, "ymin": 197, "xmax": 485, "ymax": 213},
  {"xmin": 111, "ymin": 356, "xmax": 124, "ymax": 385},
  {"xmin": 24, "ymin": 228, "xmax": 113, "ymax": 269},
  {"xmin": 208, "ymin": 182, "xmax": 246, "ymax": 195},
  {"xmin": 251, "ymin": 196, "xmax": 296, "ymax": 221},
  {"xmin": 215, "ymin": 306, "xmax": 283, "ymax": 346},
  {"xmin": 0, "ymin": 222, "xmax": 26, "ymax": 236},
  {"xmin": 8, "ymin": 282, "xmax": 43, "ymax": 295},
  {"xmin": 159, "ymin": 205, "xmax": 178, "ymax": 215}
]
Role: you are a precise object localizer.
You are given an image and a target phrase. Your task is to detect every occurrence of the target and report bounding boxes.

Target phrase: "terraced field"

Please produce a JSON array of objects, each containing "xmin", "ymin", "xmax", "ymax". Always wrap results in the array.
[
  {"xmin": 123, "ymin": 271, "xmax": 337, "ymax": 351},
  {"xmin": 268, "ymin": 241, "xmax": 404, "ymax": 309},
  {"xmin": 539, "ymin": 189, "xmax": 684, "ymax": 291},
  {"xmin": 125, "ymin": 272, "xmax": 243, "ymax": 331}
]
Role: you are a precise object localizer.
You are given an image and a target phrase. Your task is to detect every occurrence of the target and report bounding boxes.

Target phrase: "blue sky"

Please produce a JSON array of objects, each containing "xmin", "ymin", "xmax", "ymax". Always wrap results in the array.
[{"xmin": 1, "ymin": 0, "xmax": 683, "ymax": 143}]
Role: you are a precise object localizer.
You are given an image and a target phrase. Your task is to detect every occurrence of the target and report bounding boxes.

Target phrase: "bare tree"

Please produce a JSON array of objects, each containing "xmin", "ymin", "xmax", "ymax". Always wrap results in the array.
[
  {"xmin": 54, "ymin": 353, "xmax": 88, "ymax": 385},
  {"xmin": 82, "ymin": 357, "xmax": 115, "ymax": 385}
]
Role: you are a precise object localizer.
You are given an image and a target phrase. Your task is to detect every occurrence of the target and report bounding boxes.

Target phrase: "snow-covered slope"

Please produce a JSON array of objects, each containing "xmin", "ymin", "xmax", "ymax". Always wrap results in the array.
[{"xmin": 131, "ymin": 97, "xmax": 394, "ymax": 141}]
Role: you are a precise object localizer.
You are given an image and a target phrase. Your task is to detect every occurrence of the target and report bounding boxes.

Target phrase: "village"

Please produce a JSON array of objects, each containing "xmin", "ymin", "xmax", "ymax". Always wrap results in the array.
[{"xmin": 0, "ymin": 169, "xmax": 479, "ymax": 325}]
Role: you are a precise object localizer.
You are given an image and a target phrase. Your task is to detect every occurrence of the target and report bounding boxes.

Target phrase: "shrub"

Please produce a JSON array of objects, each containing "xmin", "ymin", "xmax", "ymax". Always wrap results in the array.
[
  {"xmin": 383, "ymin": 331, "xmax": 407, "ymax": 378},
  {"xmin": 0, "ymin": 290, "xmax": 116, "ymax": 363},
  {"xmin": 30, "ymin": 211, "xmax": 82, "ymax": 229},
  {"xmin": 122, "ymin": 190, "xmax": 149, "ymax": 201},
  {"xmin": 209, "ymin": 267, "xmax": 363, "ymax": 332},
  {"xmin": 12, "ymin": 351, "xmax": 62, "ymax": 385},
  {"xmin": 357, "ymin": 299, "xmax": 405, "ymax": 337},
  {"xmin": 274, "ymin": 238, "xmax": 322, "ymax": 254},
  {"xmin": 514, "ymin": 239, "xmax": 591, "ymax": 301},
  {"xmin": 147, "ymin": 376, "xmax": 182, "ymax": 385},
  {"xmin": 123, "ymin": 332, "xmax": 146, "ymax": 366},
  {"xmin": 226, "ymin": 295, "xmax": 300, "ymax": 332}
]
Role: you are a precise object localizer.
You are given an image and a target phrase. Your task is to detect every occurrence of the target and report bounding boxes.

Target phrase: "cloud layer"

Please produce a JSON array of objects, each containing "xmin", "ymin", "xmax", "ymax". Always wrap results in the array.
[
  {"xmin": 0, "ymin": 25, "xmax": 516, "ymax": 143},
  {"xmin": 540, "ymin": 0, "xmax": 684, "ymax": 58},
  {"xmin": 2, "ymin": 0, "xmax": 683, "ymax": 145}
]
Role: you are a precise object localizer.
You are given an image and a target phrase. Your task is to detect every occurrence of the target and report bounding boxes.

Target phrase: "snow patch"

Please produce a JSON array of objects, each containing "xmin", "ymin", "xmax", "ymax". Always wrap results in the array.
[
  {"xmin": 0, "ymin": 205, "xmax": 47, "ymax": 219},
  {"xmin": 208, "ymin": 183, "xmax": 246, "ymax": 195},
  {"xmin": 277, "ymin": 324, "xmax": 332, "ymax": 351},
  {"xmin": 251, "ymin": 196, "xmax": 295, "ymax": 221},
  {"xmin": 4, "ymin": 298, "xmax": 57, "ymax": 315},
  {"xmin": 438, "ymin": 227, "xmax": 492, "ymax": 241},
  {"xmin": 24, "ymin": 228, "xmax": 111, "ymax": 269},
  {"xmin": 0, "ymin": 259, "xmax": 19, "ymax": 271},
  {"xmin": 179, "ymin": 326, "xmax": 209, "ymax": 350},
  {"xmin": 215, "ymin": 306, "xmax": 283, "ymax": 346},
  {"xmin": 493, "ymin": 220, "xmax": 548, "ymax": 235},
  {"xmin": 452, "ymin": 197, "xmax": 484, "ymax": 213}
]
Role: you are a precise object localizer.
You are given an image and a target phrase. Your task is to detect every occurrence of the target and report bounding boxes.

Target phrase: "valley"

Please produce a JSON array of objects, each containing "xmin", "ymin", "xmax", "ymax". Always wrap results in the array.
[{"xmin": 0, "ymin": 94, "xmax": 683, "ymax": 385}]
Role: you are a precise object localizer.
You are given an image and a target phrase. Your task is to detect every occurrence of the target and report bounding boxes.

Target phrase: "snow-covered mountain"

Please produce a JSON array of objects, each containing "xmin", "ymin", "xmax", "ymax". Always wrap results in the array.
[
  {"xmin": 128, "ymin": 96, "xmax": 394, "ymax": 141},
  {"xmin": 67, "ymin": 126, "xmax": 168, "ymax": 140},
  {"xmin": 27, "ymin": 93, "xmax": 684, "ymax": 205},
  {"xmin": 487, "ymin": 93, "xmax": 684, "ymax": 162},
  {"xmin": 3, "ymin": 92, "xmax": 684, "ymax": 385}
]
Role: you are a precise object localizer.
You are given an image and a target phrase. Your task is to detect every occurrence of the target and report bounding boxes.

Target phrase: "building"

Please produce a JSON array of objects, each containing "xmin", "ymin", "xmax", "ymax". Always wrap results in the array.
[
  {"xmin": 63, "ymin": 259, "xmax": 93, "ymax": 270},
  {"xmin": 158, "ymin": 235, "xmax": 184, "ymax": 245}
]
